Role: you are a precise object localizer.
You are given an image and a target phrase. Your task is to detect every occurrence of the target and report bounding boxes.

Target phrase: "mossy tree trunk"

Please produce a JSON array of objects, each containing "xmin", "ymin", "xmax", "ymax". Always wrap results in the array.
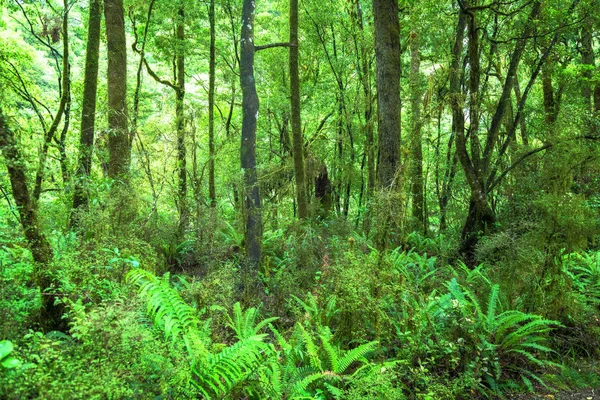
[
  {"xmin": 409, "ymin": 30, "xmax": 426, "ymax": 235},
  {"xmin": 289, "ymin": 0, "xmax": 308, "ymax": 219},
  {"xmin": 373, "ymin": 0, "xmax": 401, "ymax": 190},
  {"xmin": 0, "ymin": 110, "xmax": 65, "ymax": 332},
  {"xmin": 176, "ymin": 3, "xmax": 187, "ymax": 236},
  {"xmin": 208, "ymin": 0, "xmax": 216, "ymax": 208},
  {"xmin": 241, "ymin": 0, "xmax": 262, "ymax": 267},
  {"xmin": 71, "ymin": 0, "xmax": 102, "ymax": 226}
]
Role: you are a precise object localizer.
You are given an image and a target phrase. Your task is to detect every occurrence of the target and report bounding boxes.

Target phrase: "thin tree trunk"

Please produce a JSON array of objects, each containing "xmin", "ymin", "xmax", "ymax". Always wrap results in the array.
[
  {"xmin": 58, "ymin": 0, "xmax": 71, "ymax": 189},
  {"xmin": 176, "ymin": 4, "xmax": 187, "ymax": 235},
  {"xmin": 581, "ymin": 22, "xmax": 594, "ymax": 111},
  {"xmin": 208, "ymin": 0, "xmax": 216, "ymax": 207},
  {"xmin": 33, "ymin": 2, "xmax": 70, "ymax": 204},
  {"xmin": 409, "ymin": 31, "xmax": 426, "ymax": 235},
  {"xmin": 289, "ymin": 0, "xmax": 308, "ymax": 219},
  {"xmin": 71, "ymin": 0, "xmax": 102, "ymax": 225},
  {"xmin": 241, "ymin": 0, "xmax": 262, "ymax": 266}
]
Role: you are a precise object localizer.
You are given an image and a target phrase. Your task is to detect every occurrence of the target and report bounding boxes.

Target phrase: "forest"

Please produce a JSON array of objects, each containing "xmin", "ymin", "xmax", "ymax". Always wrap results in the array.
[{"xmin": 1, "ymin": 0, "xmax": 600, "ymax": 398}]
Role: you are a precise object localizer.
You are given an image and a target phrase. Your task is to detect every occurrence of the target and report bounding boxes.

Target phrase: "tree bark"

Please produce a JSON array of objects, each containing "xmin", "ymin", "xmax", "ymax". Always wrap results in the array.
[
  {"xmin": 0, "ymin": 110, "xmax": 65, "ymax": 331},
  {"xmin": 581, "ymin": 22, "xmax": 594, "ymax": 111},
  {"xmin": 71, "ymin": 0, "xmax": 102, "ymax": 225},
  {"xmin": 241, "ymin": 0, "xmax": 262, "ymax": 266},
  {"xmin": 409, "ymin": 31, "xmax": 426, "ymax": 235},
  {"xmin": 208, "ymin": 0, "xmax": 216, "ymax": 208},
  {"xmin": 289, "ymin": 0, "xmax": 308, "ymax": 219},
  {"xmin": 104, "ymin": 0, "xmax": 130, "ymax": 181},
  {"xmin": 373, "ymin": 0, "xmax": 401, "ymax": 189},
  {"xmin": 176, "ymin": 3, "xmax": 187, "ymax": 235}
]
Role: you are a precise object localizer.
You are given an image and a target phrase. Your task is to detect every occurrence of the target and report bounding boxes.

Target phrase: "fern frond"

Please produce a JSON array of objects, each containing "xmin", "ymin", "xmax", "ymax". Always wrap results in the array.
[
  {"xmin": 335, "ymin": 341, "xmax": 378, "ymax": 374},
  {"xmin": 126, "ymin": 269, "xmax": 208, "ymax": 358},
  {"xmin": 486, "ymin": 285, "xmax": 500, "ymax": 328},
  {"xmin": 193, "ymin": 334, "xmax": 268, "ymax": 398}
]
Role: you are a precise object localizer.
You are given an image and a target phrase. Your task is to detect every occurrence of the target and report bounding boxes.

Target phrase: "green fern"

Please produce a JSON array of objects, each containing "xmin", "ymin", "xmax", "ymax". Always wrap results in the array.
[
  {"xmin": 440, "ymin": 278, "xmax": 561, "ymax": 395},
  {"xmin": 126, "ymin": 269, "xmax": 209, "ymax": 358},
  {"xmin": 226, "ymin": 302, "xmax": 279, "ymax": 340},
  {"xmin": 127, "ymin": 269, "xmax": 272, "ymax": 399},
  {"xmin": 261, "ymin": 322, "xmax": 377, "ymax": 399}
]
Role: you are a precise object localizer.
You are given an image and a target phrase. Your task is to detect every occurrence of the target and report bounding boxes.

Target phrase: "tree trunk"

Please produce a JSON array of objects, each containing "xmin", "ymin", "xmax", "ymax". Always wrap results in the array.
[
  {"xmin": 71, "ymin": 0, "xmax": 102, "ymax": 226},
  {"xmin": 208, "ymin": 0, "xmax": 216, "ymax": 208},
  {"xmin": 0, "ymin": 110, "xmax": 65, "ymax": 332},
  {"xmin": 176, "ymin": 4, "xmax": 187, "ymax": 235},
  {"xmin": 409, "ymin": 31, "xmax": 426, "ymax": 235},
  {"xmin": 241, "ymin": 0, "xmax": 262, "ymax": 267},
  {"xmin": 33, "ymin": 1, "xmax": 70, "ymax": 204},
  {"xmin": 104, "ymin": 0, "xmax": 130, "ymax": 181},
  {"xmin": 581, "ymin": 22, "xmax": 594, "ymax": 111},
  {"xmin": 289, "ymin": 0, "xmax": 308, "ymax": 219},
  {"xmin": 373, "ymin": 0, "xmax": 401, "ymax": 189}
]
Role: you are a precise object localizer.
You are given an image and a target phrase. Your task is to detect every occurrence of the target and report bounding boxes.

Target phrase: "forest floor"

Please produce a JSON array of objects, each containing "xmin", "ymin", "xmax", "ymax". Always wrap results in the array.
[{"xmin": 508, "ymin": 389, "xmax": 598, "ymax": 399}]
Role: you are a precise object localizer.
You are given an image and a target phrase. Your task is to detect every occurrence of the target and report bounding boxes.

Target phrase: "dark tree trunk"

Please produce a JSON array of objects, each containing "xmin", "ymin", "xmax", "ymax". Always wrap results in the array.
[
  {"xmin": 315, "ymin": 163, "xmax": 332, "ymax": 216},
  {"xmin": 0, "ymin": 110, "xmax": 65, "ymax": 332},
  {"xmin": 581, "ymin": 22, "xmax": 594, "ymax": 111},
  {"xmin": 409, "ymin": 31, "xmax": 426, "ymax": 235},
  {"xmin": 542, "ymin": 60, "xmax": 557, "ymax": 125},
  {"xmin": 241, "ymin": 0, "xmax": 262, "ymax": 267},
  {"xmin": 289, "ymin": 0, "xmax": 308, "ymax": 219},
  {"xmin": 71, "ymin": 0, "xmax": 102, "ymax": 226},
  {"xmin": 104, "ymin": 0, "xmax": 130, "ymax": 181},
  {"xmin": 208, "ymin": 0, "xmax": 216, "ymax": 207},
  {"xmin": 373, "ymin": 0, "xmax": 401, "ymax": 189},
  {"xmin": 176, "ymin": 4, "xmax": 187, "ymax": 235}
]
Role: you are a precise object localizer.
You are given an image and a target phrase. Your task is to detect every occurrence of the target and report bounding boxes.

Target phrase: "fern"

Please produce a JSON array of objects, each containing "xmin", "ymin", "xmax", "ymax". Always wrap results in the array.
[
  {"xmin": 126, "ymin": 269, "xmax": 208, "ymax": 358},
  {"xmin": 439, "ymin": 278, "xmax": 561, "ymax": 395},
  {"xmin": 227, "ymin": 302, "xmax": 279, "ymax": 340},
  {"xmin": 262, "ymin": 322, "xmax": 376, "ymax": 399},
  {"xmin": 127, "ymin": 269, "xmax": 272, "ymax": 399}
]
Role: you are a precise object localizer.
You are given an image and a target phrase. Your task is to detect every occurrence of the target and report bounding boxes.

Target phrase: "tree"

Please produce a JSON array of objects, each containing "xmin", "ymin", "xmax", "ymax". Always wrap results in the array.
[
  {"xmin": 208, "ymin": 0, "xmax": 216, "ymax": 208},
  {"xmin": 409, "ymin": 30, "xmax": 426, "ymax": 235},
  {"xmin": 104, "ymin": 0, "xmax": 130, "ymax": 181},
  {"xmin": 0, "ymin": 109, "xmax": 64, "ymax": 331},
  {"xmin": 71, "ymin": 0, "xmax": 102, "ymax": 226},
  {"xmin": 175, "ymin": 3, "xmax": 187, "ymax": 234},
  {"xmin": 372, "ymin": 0, "xmax": 401, "ymax": 189},
  {"xmin": 240, "ymin": 0, "xmax": 262, "ymax": 266},
  {"xmin": 289, "ymin": 0, "xmax": 308, "ymax": 219}
]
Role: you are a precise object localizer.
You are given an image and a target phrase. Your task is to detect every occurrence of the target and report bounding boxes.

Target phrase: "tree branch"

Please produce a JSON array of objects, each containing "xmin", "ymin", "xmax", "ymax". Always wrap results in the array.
[{"xmin": 255, "ymin": 42, "xmax": 292, "ymax": 51}]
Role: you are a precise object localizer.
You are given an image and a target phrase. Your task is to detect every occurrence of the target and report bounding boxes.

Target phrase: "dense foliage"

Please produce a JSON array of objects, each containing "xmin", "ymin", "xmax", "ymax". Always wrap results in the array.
[{"xmin": 1, "ymin": 0, "xmax": 600, "ymax": 398}]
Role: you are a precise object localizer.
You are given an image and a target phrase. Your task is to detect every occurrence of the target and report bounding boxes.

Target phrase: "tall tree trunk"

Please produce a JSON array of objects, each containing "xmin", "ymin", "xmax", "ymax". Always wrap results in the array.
[
  {"xmin": 373, "ymin": 0, "xmax": 401, "ymax": 189},
  {"xmin": 104, "ymin": 0, "xmax": 130, "ymax": 181},
  {"xmin": 581, "ymin": 22, "xmax": 594, "ymax": 111},
  {"xmin": 104, "ymin": 0, "xmax": 133, "ymax": 227},
  {"xmin": 409, "ymin": 30, "xmax": 426, "ymax": 235},
  {"xmin": 208, "ymin": 0, "xmax": 216, "ymax": 208},
  {"xmin": 241, "ymin": 0, "xmax": 262, "ymax": 266},
  {"xmin": 33, "ymin": 1, "xmax": 70, "ymax": 204},
  {"xmin": 289, "ymin": 0, "xmax": 308, "ymax": 219},
  {"xmin": 176, "ymin": 4, "xmax": 187, "ymax": 235},
  {"xmin": 71, "ymin": 0, "xmax": 102, "ymax": 226},
  {"xmin": 57, "ymin": 0, "xmax": 71, "ymax": 192},
  {"xmin": 0, "ymin": 110, "xmax": 64, "ymax": 331}
]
